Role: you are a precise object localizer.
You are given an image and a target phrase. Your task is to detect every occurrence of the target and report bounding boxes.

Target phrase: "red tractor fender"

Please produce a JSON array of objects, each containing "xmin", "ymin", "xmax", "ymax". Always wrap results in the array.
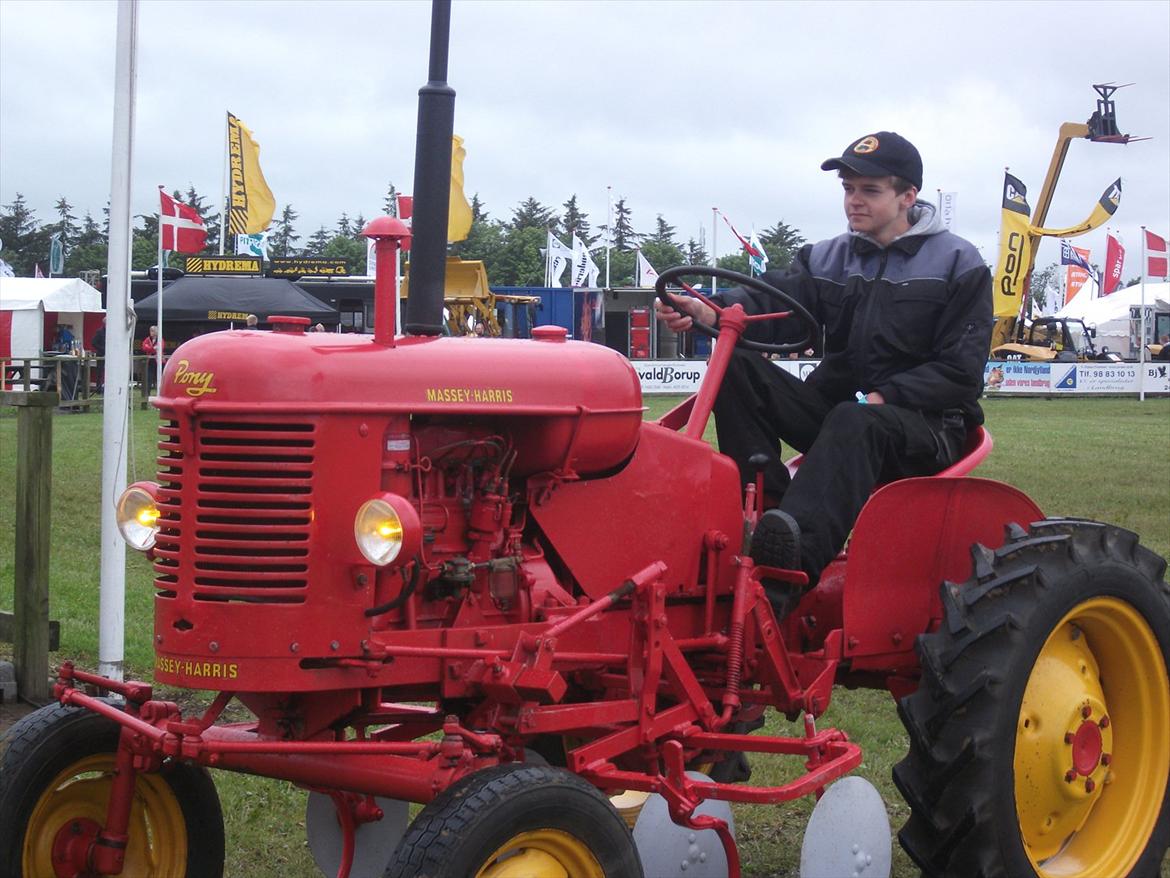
[{"xmin": 839, "ymin": 476, "xmax": 1044, "ymax": 673}]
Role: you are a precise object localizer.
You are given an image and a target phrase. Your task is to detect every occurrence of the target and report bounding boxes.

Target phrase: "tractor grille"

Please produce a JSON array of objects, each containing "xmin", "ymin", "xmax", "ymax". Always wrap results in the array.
[{"xmin": 154, "ymin": 418, "xmax": 316, "ymax": 603}]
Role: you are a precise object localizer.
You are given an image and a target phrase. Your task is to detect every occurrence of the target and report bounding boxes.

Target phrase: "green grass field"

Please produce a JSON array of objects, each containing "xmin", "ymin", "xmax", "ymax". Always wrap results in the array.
[{"xmin": 2, "ymin": 395, "xmax": 1168, "ymax": 877}]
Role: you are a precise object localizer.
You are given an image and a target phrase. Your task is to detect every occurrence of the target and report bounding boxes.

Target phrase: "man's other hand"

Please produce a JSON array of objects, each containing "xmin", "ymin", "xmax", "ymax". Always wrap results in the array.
[{"xmin": 654, "ymin": 293, "xmax": 716, "ymax": 333}]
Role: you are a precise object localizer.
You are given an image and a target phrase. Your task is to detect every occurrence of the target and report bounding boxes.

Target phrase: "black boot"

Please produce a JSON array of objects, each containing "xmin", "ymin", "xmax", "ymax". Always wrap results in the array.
[{"xmin": 750, "ymin": 509, "xmax": 803, "ymax": 620}]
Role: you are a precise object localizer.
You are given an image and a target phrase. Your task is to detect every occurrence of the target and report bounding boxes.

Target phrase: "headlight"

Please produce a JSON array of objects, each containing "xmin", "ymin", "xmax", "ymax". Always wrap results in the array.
[
  {"xmin": 116, "ymin": 482, "xmax": 161, "ymax": 551},
  {"xmin": 354, "ymin": 494, "xmax": 420, "ymax": 567}
]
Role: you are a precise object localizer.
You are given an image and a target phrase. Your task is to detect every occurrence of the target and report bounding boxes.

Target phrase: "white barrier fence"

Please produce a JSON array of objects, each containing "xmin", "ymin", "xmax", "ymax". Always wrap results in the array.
[{"xmin": 631, "ymin": 359, "xmax": 1170, "ymax": 396}]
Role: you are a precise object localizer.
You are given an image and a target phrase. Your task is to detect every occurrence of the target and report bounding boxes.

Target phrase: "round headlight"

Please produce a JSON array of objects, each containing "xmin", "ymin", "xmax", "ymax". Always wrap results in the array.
[
  {"xmin": 354, "ymin": 494, "xmax": 420, "ymax": 567},
  {"xmin": 116, "ymin": 482, "xmax": 161, "ymax": 551}
]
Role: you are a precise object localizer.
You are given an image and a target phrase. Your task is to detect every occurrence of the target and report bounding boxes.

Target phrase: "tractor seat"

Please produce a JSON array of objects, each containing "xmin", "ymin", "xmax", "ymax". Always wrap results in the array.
[{"xmin": 785, "ymin": 425, "xmax": 991, "ymax": 480}]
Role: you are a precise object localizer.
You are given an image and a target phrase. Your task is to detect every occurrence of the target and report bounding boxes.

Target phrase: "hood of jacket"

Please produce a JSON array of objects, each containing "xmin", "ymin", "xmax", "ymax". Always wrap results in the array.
[{"xmin": 850, "ymin": 200, "xmax": 945, "ymax": 249}]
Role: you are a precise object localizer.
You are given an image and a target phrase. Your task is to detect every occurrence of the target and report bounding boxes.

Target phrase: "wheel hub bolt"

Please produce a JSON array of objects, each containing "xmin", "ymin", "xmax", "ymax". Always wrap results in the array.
[
  {"xmin": 1064, "ymin": 770, "xmax": 1076, "ymax": 783},
  {"xmin": 1099, "ymin": 715, "xmax": 1110, "ymax": 729},
  {"xmin": 1100, "ymin": 753, "xmax": 1112, "ymax": 766},
  {"xmin": 1085, "ymin": 778, "xmax": 1096, "ymax": 793},
  {"xmin": 1064, "ymin": 732, "xmax": 1074, "ymax": 744},
  {"xmin": 1081, "ymin": 705, "xmax": 1092, "ymax": 719}
]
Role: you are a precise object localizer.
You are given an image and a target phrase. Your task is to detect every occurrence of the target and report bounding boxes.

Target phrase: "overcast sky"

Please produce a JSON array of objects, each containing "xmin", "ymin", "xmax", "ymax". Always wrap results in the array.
[{"xmin": 2, "ymin": 0, "xmax": 1168, "ymax": 275}]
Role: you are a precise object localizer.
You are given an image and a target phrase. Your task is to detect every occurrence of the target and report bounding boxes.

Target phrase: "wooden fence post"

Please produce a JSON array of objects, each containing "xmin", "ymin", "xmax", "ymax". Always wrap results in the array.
[{"xmin": 4, "ymin": 389, "xmax": 57, "ymax": 703}]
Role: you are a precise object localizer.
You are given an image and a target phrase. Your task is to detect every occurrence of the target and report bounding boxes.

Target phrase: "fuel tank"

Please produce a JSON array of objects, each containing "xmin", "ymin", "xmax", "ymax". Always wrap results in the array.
[{"xmin": 159, "ymin": 326, "xmax": 644, "ymax": 476}]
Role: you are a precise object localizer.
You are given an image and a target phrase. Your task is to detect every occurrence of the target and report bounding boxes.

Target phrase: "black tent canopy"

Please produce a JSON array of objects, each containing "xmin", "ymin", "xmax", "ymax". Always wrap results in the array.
[{"xmin": 133, "ymin": 276, "xmax": 338, "ymax": 324}]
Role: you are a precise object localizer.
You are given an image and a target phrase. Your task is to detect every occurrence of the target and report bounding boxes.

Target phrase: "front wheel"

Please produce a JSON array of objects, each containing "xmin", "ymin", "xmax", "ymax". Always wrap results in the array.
[
  {"xmin": 894, "ymin": 519, "xmax": 1170, "ymax": 877},
  {"xmin": 0, "ymin": 701, "xmax": 225, "ymax": 877},
  {"xmin": 384, "ymin": 763, "xmax": 644, "ymax": 877}
]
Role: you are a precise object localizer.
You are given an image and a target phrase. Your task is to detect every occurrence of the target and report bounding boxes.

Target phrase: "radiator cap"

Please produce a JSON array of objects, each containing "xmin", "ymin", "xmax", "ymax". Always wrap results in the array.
[{"xmin": 531, "ymin": 325, "xmax": 568, "ymax": 343}]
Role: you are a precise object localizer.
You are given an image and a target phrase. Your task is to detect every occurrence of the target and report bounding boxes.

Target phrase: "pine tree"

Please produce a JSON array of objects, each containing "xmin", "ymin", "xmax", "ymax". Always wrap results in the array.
[
  {"xmin": 510, "ymin": 197, "xmax": 558, "ymax": 232},
  {"xmin": 306, "ymin": 226, "xmax": 332, "ymax": 254},
  {"xmin": 384, "ymin": 182, "xmax": 399, "ymax": 216},
  {"xmin": 470, "ymin": 193, "xmax": 488, "ymax": 223},
  {"xmin": 270, "ymin": 205, "xmax": 300, "ymax": 257},
  {"xmin": 352, "ymin": 213, "xmax": 367, "ymax": 241},
  {"xmin": 684, "ymin": 237, "xmax": 709, "ymax": 266},
  {"xmin": 645, "ymin": 214, "xmax": 677, "ymax": 247},
  {"xmin": 760, "ymin": 220, "xmax": 806, "ymax": 269},
  {"xmin": 611, "ymin": 198, "xmax": 637, "ymax": 250},
  {"xmin": 336, "ymin": 213, "xmax": 352, "ymax": 238},
  {"xmin": 0, "ymin": 193, "xmax": 44, "ymax": 276},
  {"xmin": 561, "ymin": 194, "xmax": 591, "ymax": 243},
  {"xmin": 52, "ymin": 197, "xmax": 79, "ymax": 245}
]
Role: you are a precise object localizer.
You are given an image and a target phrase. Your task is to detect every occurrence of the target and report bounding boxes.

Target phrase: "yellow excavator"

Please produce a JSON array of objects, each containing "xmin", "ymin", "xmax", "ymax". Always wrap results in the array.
[
  {"xmin": 990, "ymin": 316, "xmax": 1121, "ymax": 362},
  {"xmin": 402, "ymin": 257, "xmax": 539, "ymax": 336},
  {"xmin": 990, "ymin": 83, "xmax": 1145, "ymax": 353}
]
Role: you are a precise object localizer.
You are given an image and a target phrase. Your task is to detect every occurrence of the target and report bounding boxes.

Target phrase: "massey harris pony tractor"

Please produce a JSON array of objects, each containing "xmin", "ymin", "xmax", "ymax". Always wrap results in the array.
[{"xmin": 3, "ymin": 6, "xmax": 1168, "ymax": 877}]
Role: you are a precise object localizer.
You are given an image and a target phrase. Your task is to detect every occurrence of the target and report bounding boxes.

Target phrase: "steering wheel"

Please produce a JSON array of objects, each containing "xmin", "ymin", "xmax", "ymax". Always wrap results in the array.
[{"xmin": 655, "ymin": 265, "xmax": 818, "ymax": 355}]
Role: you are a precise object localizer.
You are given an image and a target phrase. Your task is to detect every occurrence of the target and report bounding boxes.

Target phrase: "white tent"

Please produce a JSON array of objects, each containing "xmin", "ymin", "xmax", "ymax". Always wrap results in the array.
[
  {"xmin": 0, "ymin": 277, "xmax": 105, "ymax": 359},
  {"xmin": 1056, "ymin": 282, "xmax": 1170, "ymax": 358}
]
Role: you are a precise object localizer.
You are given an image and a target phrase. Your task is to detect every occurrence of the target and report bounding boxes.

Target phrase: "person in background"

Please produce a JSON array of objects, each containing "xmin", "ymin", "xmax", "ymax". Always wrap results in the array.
[
  {"xmin": 52, "ymin": 324, "xmax": 76, "ymax": 353},
  {"xmin": 141, "ymin": 325, "xmax": 162, "ymax": 394},
  {"xmin": 312, "ymin": 323, "xmax": 326, "ymax": 333},
  {"xmin": 246, "ymin": 314, "xmax": 259, "ymax": 328},
  {"xmin": 90, "ymin": 318, "xmax": 106, "ymax": 394}
]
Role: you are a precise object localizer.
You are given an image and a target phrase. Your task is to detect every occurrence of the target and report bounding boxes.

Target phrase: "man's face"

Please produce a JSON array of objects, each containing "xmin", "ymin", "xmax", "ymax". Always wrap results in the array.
[{"xmin": 841, "ymin": 175, "xmax": 917, "ymax": 243}]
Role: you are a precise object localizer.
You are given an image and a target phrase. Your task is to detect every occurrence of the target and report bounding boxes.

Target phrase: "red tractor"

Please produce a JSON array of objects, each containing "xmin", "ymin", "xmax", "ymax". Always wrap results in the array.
[{"xmin": 3, "ymin": 6, "xmax": 1168, "ymax": 876}]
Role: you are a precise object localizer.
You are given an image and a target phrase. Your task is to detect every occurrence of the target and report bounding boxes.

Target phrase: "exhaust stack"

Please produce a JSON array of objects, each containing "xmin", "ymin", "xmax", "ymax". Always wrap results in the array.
[{"xmin": 405, "ymin": 0, "xmax": 454, "ymax": 337}]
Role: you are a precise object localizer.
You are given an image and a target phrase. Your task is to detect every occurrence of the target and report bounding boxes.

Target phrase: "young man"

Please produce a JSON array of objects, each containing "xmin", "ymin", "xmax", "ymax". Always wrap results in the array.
[{"xmin": 656, "ymin": 131, "xmax": 993, "ymax": 614}]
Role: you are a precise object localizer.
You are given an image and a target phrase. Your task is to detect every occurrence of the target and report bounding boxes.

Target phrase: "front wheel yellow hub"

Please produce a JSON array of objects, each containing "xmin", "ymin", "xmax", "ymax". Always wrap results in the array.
[
  {"xmin": 23, "ymin": 754, "xmax": 188, "ymax": 877},
  {"xmin": 477, "ymin": 829, "xmax": 605, "ymax": 878},
  {"xmin": 1014, "ymin": 597, "xmax": 1170, "ymax": 876}
]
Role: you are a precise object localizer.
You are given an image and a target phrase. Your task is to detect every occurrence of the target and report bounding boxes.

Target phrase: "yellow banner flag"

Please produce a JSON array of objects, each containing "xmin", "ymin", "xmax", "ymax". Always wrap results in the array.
[
  {"xmin": 448, "ymin": 135, "xmax": 473, "ymax": 243},
  {"xmin": 1029, "ymin": 178, "xmax": 1122, "ymax": 239},
  {"xmin": 227, "ymin": 112, "xmax": 276, "ymax": 235},
  {"xmin": 992, "ymin": 172, "xmax": 1034, "ymax": 318}
]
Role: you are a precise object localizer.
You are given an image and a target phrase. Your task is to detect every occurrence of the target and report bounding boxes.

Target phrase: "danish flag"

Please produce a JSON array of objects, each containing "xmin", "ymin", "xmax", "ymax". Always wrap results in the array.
[
  {"xmin": 159, "ymin": 187, "xmax": 207, "ymax": 253},
  {"xmin": 1145, "ymin": 229, "xmax": 1168, "ymax": 279}
]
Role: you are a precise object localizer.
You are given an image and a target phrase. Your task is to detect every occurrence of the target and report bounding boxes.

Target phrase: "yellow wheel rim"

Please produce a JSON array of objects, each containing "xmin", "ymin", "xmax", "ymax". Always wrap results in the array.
[
  {"xmin": 476, "ymin": 829, "xmax": 605, "ymax": 878},
  {"xmin": 1014, "ymin": 596, "xmax": 1170, "ymax": 876},
  {"xmin": 23, "ymin": 754, "xmax": 189, "ymax": 877}
]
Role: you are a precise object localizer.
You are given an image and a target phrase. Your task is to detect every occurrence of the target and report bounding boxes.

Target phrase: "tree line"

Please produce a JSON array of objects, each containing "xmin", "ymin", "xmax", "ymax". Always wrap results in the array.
[{"xmin": 0, "ymin": 184, "xmax": 807, "ymax": 287}]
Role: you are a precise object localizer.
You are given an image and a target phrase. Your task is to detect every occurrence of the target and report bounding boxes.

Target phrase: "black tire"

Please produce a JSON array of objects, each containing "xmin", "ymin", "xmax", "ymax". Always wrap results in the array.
[
  {"xmin": 384, "ymin": 763, "xmax": 645, "ymax": 877},
  {"xmin": 894, "ymin": 519, "xmax": 1170, "ymax": 877},
  {"xmin": 0, "ymin": 701, "xmax": 225, "ymax": 877}
]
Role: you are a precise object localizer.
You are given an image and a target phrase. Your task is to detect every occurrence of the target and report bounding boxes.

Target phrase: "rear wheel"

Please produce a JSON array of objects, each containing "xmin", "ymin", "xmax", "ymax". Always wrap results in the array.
[
  {"xmin": 0, "ymin": 701, "xmax": 225, "ymax": 877},
  {"xmin": 384, "ymin": 763, "xmax": 644, "ymax": 877},
  {"xmin": 894, "ymin": 519, "xmax": 1170, "ymax": 877}
]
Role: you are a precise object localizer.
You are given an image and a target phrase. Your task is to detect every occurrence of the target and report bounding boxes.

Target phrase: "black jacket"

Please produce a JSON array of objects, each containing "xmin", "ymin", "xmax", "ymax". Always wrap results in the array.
[{"xmin": 717, "ymin": 203, "xmax": 993, "ymax": 426}]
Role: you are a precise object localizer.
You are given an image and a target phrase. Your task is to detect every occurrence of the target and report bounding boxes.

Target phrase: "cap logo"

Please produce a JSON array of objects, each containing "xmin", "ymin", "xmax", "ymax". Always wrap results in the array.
[{"xmin": 853, "ymin": 136, "xmax": 880, "ymax": 154}]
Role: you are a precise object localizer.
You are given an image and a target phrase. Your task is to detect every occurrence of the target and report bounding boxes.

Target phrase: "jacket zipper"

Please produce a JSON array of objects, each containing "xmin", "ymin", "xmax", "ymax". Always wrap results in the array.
[{"xmin": 856, "ymin": 249, "xmax": 889, "ymax": 388}]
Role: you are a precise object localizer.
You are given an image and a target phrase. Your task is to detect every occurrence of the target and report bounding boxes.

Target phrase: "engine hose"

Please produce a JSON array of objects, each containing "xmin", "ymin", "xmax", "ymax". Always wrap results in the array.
[{"xmin": 364, "ymin": 556, "xmax": 422, "ymax": 617}]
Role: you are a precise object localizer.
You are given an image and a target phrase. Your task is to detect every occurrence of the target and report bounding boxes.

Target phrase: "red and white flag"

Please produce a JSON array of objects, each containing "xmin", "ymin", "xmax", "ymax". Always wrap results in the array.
[
  {"xmin": 159, "ymin": 187, "xmax": 207, "ymax": 253},
  {"xmin": 718, "ymin": 210, "xmax": 763, "ymax": 260},
  {"xmin": 1102, "ymin": 232, "xmax": 1125, "ymax": 295},
  {"xmin": 1145, "ymin": 229, "xmax": 1168, "ymax": 279}
]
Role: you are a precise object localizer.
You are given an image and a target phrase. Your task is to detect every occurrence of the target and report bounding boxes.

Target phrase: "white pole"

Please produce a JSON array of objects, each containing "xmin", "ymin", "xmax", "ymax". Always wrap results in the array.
[
  {"xmin": 711, "ymin": 207, "xmax": 718, "ymax": 294},
  {"xmin": 605, "ymin": 185, "xmax": 612, "ymax": 289},
  {"xmin": 219, "ymin": 112, "xmax": 229, "ymax": 256},
  {"xmin": 156, "ymin": 219, "xmax": 163, "ymax": 393},
  {"xmin": 98, "ymin": 0, "xmax": 138, "ymax": 681},
  {"xmin": 1140, "ymin": 226, "xmax": 1147, "ymax": 402}
]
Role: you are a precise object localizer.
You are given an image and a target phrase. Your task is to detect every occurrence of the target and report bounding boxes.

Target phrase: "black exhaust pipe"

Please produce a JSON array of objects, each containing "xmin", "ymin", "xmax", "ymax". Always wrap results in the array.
[{"xmin": 405, "ymin": 0, "xmax": 454, "ymax": 337}]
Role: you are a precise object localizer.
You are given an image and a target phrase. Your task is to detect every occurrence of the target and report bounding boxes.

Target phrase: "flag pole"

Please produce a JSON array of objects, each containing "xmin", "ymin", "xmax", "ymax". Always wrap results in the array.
[
  {"xmin": 1139, "ymin": 225, "xmax": 1147, "ymax": 402},
  {"xmin": 156, "ymin": 195, "xmax": 164, "ymax": 394},
  {"xmin": 605, "ymin": 185, "xmax": 612, "ymax": 289},
  {"xmin": 219, "ymin": 111, "xmax": 229, "ymax": 255},
  {"xmin": 711, "ymin": 207, "xmax": 718, "ymax": 294},
  {"xmin": 98, "ymin": 0, "xmax": 139, "ymax": 682}
]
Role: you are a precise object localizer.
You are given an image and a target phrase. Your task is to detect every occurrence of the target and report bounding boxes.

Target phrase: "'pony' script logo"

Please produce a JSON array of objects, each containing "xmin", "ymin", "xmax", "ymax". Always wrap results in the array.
[{"xmin": 172, "ymin": 359, "xmax": 218, "ymax": 397}]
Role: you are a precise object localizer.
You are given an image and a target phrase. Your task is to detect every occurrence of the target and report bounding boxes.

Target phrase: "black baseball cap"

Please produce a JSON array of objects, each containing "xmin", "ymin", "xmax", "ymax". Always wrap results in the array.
[{"xmin": 821, "ymin": 131, "xmax": 922, "ymax": 190}]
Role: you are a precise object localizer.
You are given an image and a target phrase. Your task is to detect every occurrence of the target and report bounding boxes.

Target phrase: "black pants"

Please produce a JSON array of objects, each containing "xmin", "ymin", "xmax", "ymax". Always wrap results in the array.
[{"xmin": 713, "ymin": 350, "xmax": 967, "ymax": 580}]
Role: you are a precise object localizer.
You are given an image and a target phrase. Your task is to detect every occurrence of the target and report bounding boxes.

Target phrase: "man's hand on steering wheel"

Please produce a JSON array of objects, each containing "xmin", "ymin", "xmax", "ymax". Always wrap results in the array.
[
  {"xmin": 653, "ymin": 265, "xmax": 818, "ymax": 356},
  {"xmin": 654, "ymin": 294, "xmax": 715, "ymax": 333}
]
